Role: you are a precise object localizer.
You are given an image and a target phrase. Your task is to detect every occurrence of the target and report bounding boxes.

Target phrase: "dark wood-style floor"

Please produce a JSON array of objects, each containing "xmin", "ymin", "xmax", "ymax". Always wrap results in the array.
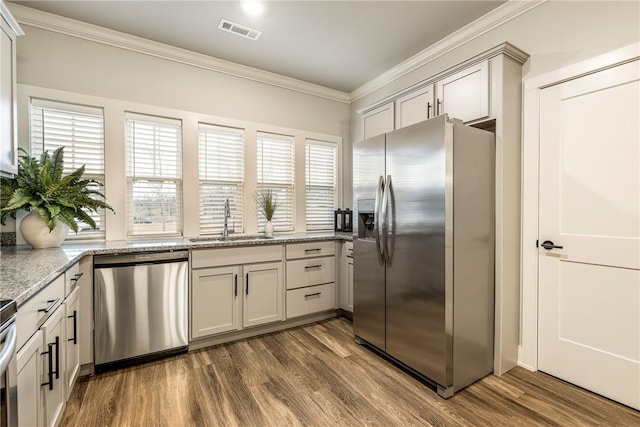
[{"xmin": 61, "ymin": 318, "xmax": 639, "ymax": 426}]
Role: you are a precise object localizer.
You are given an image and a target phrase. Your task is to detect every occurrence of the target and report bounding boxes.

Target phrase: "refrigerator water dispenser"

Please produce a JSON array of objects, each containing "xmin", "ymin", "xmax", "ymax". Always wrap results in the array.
[{"xmin": 357, "ymin": 199, "xmax": 376, "ymax": 239}]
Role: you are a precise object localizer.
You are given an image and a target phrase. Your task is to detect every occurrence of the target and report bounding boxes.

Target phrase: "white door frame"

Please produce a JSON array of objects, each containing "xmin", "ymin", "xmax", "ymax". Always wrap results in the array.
[{"xmin": 519, "ymin": 42, "xmax": 640, "ymax": 371}]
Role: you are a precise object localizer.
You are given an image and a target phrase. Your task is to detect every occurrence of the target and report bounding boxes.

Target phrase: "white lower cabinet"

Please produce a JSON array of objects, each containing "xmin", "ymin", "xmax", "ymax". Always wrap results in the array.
[
  {"xmin": 340, "ymin": 242, "xmax": 354, "ymax": 313},
  {"xmin": 285, "ymin": 242, "xmax": 337, "ymax": 319},
  {"xmin": 64, "ymin": 287, "xmax": 80, "ymax": 400},
  {"xmin": 243, "ymin": 262, "xmax": 284, "ymax": 327},
  {"xmin": 16, "ymin": 303, "xmax": 67, "ymax": 427},
  {"xmin": 16, "ymin": 262, "xmax": 84, "ymax": 427},
  {"xmin": 17, "ymin": 330, "xmax": 43, "ymax": 427},
  {"xmin": 191, "ymin": 266, "xmax": 241, "ymax": 338},
  {"xmin": 286, "ymin": 283, "xmax": 336, "ymax": 319},
  {"xmin": 190, "ymin": 246, "xmax": 284, "ymax": 340},
  {"xmin": 41, "ymin": 305, "xmax": 66, "ymax": 427}
]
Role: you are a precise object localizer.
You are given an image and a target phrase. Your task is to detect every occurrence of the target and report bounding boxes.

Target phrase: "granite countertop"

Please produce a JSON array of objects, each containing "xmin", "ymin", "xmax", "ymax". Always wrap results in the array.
[{"xmin": 0, "ymin": 232, "xmax": 353, "ymax": 306}]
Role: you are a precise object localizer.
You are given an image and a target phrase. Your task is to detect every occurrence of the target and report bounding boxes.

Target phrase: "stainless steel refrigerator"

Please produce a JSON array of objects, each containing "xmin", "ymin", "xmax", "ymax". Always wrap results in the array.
[{"xmin": 353, "ymin": 115, "xmax": 495, "ymax": 398}]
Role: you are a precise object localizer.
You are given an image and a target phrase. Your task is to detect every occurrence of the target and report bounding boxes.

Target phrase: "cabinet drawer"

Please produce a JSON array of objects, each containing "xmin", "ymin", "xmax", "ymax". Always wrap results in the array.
[
  {"xmin": 286, "ymin": 241, "xmax": 335, "ymax": 260},
  {"xmin": 64, "ymin": 262, "xmax": 81, "ymax": 296},
  {"xmin": 192, "ymin": 245, "xmax": 283, "ymax": 269},
  {"xmin": 286, "ymin": 257, "xmax": 335, "ymax": 290},
  {"xmin": 16, "ymin": 274, "xmax": 65, "ymax": 351},
  {"xmin": 286, "ymin": 283, "xmax": 336, "ymax": 319}
]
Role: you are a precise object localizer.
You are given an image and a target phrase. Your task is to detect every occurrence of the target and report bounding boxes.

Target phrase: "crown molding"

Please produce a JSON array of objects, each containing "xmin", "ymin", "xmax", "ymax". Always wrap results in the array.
[
  {"xmin": 7, "ymin": 3, "xmax": 350, "ymax": 104},
  {"xmin": 350, "ymin": 0, "xmax": 546, "ymax": 102},
  {"xmin": 356, "ymin": 42, "xmax": 529, "ymax": 115},
  {"xmin": 1, "ymin": 1, "xmax": 25, "ymax": 35}
]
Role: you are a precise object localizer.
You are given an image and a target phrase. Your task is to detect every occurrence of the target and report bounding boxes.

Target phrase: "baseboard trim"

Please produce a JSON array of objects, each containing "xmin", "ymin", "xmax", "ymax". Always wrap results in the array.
[{"xmin": 188, "ymin": 310, "xmax": 339, "ymax": 351}]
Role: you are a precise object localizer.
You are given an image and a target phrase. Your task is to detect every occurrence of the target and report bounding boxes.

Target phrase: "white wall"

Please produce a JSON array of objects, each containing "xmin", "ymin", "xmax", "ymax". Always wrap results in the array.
[{"xmin": 16, "ymin": 26, "xmax": 350, "ymax": 138}]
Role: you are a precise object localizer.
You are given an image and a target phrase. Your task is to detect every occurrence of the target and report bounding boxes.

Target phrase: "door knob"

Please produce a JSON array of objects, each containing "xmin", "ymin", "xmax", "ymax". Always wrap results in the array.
[{"xmin": 541, "ymin": 240, "xmax": 563, "ymax": 250}]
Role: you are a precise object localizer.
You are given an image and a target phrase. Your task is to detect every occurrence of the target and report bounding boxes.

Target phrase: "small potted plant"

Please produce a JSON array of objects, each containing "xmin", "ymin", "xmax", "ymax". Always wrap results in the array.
[
  {"xmin": 253, "ymin": 188, "xmax": 278, "ymax": 237},
  {"xmin": 0, "ymin": 147, "xmax": 114, "ymax": 248}
]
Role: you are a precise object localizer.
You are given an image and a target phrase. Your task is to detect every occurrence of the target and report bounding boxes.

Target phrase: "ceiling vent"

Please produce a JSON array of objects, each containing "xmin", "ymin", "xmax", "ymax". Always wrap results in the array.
[{"xmin": 218, "ymin": 19, "xmax": 262, "ymax": 41}]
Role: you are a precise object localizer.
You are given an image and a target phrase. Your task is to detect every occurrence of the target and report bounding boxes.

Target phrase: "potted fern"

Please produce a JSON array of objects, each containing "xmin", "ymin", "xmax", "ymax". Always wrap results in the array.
[
  {"xmin": 0, "ymin": 147, "xmax": 114, "ymax": 248},
  {"xmin": 253, "ymin": 188, "xmax": 278, "ymax": 237}
]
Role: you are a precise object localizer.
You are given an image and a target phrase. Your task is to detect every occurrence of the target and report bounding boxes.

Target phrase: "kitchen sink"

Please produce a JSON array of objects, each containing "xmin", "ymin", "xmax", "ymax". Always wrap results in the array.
[{"xmin": 188, "ymin": 234, "xmax": 272, "ymax": 242}]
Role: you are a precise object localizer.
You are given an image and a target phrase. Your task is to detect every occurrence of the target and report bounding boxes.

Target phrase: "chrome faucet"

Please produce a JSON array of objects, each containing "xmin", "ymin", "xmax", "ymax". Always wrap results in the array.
[{"xmin": 223, "ymin": 199, "xmax": 231, "ymax": 237}]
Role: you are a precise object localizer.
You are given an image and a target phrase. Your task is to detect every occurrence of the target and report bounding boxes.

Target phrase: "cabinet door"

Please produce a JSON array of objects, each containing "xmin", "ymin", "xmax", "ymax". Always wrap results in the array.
[
  {"xmin": 435, "ymin": 61, "xmax": 489, "ymax": 123},
  {"xmin": 17, "ymin": 330, "xmax": 44, "ymax": 427},
  {"xmin": 243, "ymin": 262, "xmax": 283, "ymax": 328},
  {"xmin": 0, "ymin": 16, "xmax": 17, "ymax": 176},
  {"xmin": 362, "ymin": 103, "xmax": 394, "ymax": 139},
  {"xmin": 41, "ymin": 306, "xmax": 66, "ymax": 427},
  {"xmin": 191, "ymin": 266, "xmax": 241, "ymax": 338},
  {"xmin": 395, "ymin": 85, "xmax": 434, "ymax": 129},
  {"xmin": 347, "ymin": 260, "xmax": 354, "ymax": 312},
  {"xmin": 64, "ymin": 287, "xmax": 80, "ymax": 400},
  {"xmin": 339, "ymin": 242, "xmax": 353, "ymax": 312}
]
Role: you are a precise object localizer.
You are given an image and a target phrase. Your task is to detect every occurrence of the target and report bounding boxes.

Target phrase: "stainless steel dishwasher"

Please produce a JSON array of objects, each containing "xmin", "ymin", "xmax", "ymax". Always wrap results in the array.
[{"xmin": 93, "ymin": 250, "xmax": 188, "ymax": 373}]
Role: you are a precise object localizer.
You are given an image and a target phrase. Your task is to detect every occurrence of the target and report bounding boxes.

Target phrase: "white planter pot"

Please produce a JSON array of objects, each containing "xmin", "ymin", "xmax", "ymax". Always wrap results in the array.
[
  {"xmin": 264, "ymin": 220, "xmax": 274, "ymax": 237},
  {"xmin": 20, "ymin": 211, "xmax": 69, "ymax": 248}
]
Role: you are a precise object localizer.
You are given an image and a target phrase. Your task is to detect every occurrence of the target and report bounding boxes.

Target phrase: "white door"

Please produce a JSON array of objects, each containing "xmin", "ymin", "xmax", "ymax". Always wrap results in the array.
[{"xmin": 538, "ymin": 60, "xmax": 640, "ymax": 410}]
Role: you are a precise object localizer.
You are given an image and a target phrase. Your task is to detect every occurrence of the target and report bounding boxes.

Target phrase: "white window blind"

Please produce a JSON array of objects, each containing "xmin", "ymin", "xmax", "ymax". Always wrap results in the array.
[
  {"xmin": 257, "ymin": 132, "xmax": 294, "ymax": 232},
  {"xmin": 125, "ymin": 113, "xmax": 183, "ymax": 237},
  {"xmin": 198, "ymin": 124, "xmax": 245, "ymax": 235},
  {"xmin": 305, "ymin": 140, "xmax": 337, "ymax": 231},
  {"xmin": 30, "ymin": 99, "xmax": 106, "ymax": 239}
]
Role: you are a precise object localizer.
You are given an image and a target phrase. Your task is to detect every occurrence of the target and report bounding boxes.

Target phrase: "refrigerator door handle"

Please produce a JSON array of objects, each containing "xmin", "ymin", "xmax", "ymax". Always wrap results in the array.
[
  {"xmin": 374, "ymin": 175, "xmax": 385, "ymax": 266},
  {"xmin": 382, "ymin": 174, "xmax": 392, "ymax": 267}
]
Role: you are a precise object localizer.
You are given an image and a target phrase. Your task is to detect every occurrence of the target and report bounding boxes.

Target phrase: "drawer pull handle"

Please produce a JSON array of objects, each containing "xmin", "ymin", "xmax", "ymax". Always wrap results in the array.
[
  {"xmin": 70, "ymin": 272, "xmax": 84, "ymax": 283},
  {"xmin": 38, "ymin": 298, "xmax": 60, "ymax": 314},
  {"xmin": 41, "ymin": 343, "xmax": 54, "ymax": 391},
  {"xmin": 304, "ymin": 248, "xmax": 322, "ymax": 253},
  {"xmin": 304, "ymin": 265, "xmax": 322, "ymax": 270},
  {"xmin": 68, "ymin": 310, "xmax": 78, "ymax": 345},
  {"xmin": 304, "ymin": 292, "xmax": 322, "ymax": 298}
]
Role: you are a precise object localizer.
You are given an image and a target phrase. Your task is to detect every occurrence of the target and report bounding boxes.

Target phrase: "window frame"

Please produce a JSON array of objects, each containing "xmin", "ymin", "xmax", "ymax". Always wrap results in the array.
[
  {"xmin": 29, "ymin": 98, "xmax": 107, "ymax": 240},
  {"xmin": 305, "ymin": 139, "xmax": 338, "ymax": 232},
  {"xmin": 198, "ymin": 123, "xmax": 245, "ymax": 235},
  {"xmin": 124, "ymin": 112, "xmax": 184, "ymax": 238},
  {"xmin": 256, "ymin": 132, "xmax": 296, "ymax": 233}
]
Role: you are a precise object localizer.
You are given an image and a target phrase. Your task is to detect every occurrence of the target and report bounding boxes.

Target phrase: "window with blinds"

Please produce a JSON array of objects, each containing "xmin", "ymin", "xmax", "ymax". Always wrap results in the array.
[
  {"xmin": 305, "ymin": 140, "xmax": 337, "ymax": 231},
  {"xmin": 199, "ymin": 124, "xmax": 245, "ymax": 235},
  {"xmin": 125, "ymin": 113, "xmax": 183, "ymax": 237},
  {"xmin": 30, "ymin": 99, "xmax": 106, "ymax": 239},
  {"xmin": 257, "ymin": 132, "xmax": 295, "ymax": 232}
]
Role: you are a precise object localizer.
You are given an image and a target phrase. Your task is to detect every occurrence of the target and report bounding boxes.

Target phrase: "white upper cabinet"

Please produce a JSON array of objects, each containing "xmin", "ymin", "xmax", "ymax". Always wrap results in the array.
[
  {"xmin": 0, "ymin": 4, "xmax": 22, "ymax": 177},
  {"xmin": 362, "ymin": 102, "xmax": 394, "ymax": 140},
  {"xmin": 435, "ymin": 61, "xmax": 489, "ymax": 123},
  {"xmin": 395, "ymin": 85, "xmax": 435, "ymax": 129}
]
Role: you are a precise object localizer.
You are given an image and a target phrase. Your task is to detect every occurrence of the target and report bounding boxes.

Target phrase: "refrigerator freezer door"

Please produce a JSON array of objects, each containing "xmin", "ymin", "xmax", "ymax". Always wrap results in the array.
[
  {"xmin": 384, "ymin": 116, "xmax": 452, "ymax": 386},
  {"xmin": 353, "ymin": 135, "xmax": 386, "ymax": 350}
]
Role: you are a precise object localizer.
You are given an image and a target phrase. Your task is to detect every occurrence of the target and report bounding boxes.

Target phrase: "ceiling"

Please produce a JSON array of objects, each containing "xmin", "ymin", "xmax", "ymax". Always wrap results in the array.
[{"xmin": 10, "ymin": 1, "xmax": 506, "ymax": 93}]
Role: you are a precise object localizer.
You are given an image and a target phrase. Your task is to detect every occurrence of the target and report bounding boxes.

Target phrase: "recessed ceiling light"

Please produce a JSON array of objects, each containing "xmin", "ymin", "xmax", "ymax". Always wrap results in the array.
[{"xmin": 242, "ymin": 1, "xmax": 264, "ymax": 16}]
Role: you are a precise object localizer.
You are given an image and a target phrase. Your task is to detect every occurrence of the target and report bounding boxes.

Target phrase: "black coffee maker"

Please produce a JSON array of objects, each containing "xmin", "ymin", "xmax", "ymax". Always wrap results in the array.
[{"xmin": 334, "ymin": 208, "xmax": 353, "ymax": 232}]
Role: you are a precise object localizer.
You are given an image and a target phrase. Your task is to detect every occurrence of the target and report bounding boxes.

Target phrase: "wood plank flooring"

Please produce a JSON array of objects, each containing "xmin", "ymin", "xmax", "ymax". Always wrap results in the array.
[{"xmin": 61, "ymin": 318, "xmax": 640, "ymax": 426}]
